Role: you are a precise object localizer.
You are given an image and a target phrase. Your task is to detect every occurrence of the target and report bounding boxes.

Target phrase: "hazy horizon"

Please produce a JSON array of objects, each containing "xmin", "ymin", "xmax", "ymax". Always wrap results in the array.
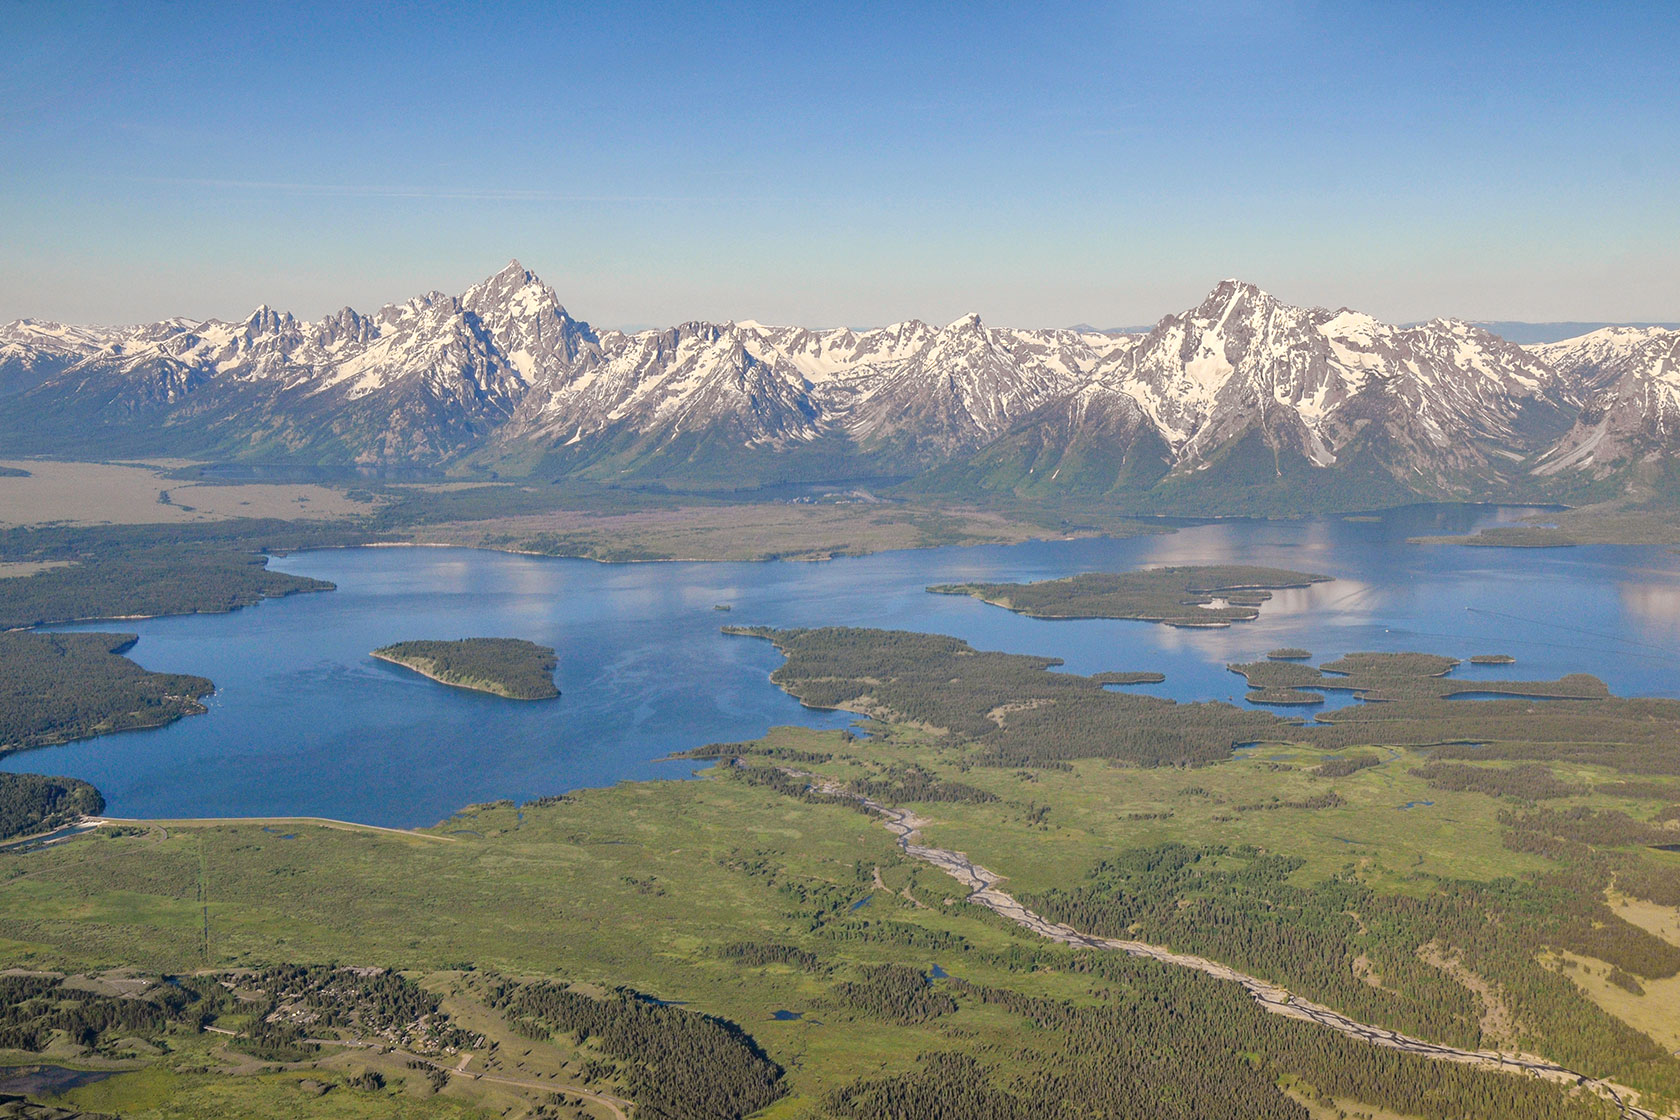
[{"xmin": 7, "ymin": 257, "xmax": 1680, "ymax": 339}]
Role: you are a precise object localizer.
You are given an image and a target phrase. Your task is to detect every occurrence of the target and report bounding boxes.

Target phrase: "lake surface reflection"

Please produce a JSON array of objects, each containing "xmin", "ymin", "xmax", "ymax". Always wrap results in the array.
[{"xmin": 6, "ymin": 504, "xmax": 1678, "ymax": 827}]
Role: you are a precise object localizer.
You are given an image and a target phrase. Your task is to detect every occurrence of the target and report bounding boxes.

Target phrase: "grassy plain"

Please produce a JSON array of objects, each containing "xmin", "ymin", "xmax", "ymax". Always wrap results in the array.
[
  {"xmin": 3, "ymin": 705, "xmax": 1678, "ymax": 1117},
  {"xmin": 833, "ymin": 732, "xmax": 1560, "ymax": 895},
  {"xmin": 44, "ymin": 1057, "xmax": 508, "ymax": 1120},
  {"xmin": 0, "ymin": 460, "xmax": 376, "ymax": 527},
  {"xmin": 411, "ymin": 499, "xmax": 1156, "ymax": 562},
  {"xmin": 0, "ymin": 457, "xmax": 1166, "ymax": 563},
  {"xmin": 0, "ymin": 767, "xmax": 1067, "ymax": 1117},
  {"xmin": 0, "ymin": 561, "xmax": 71, "ymax": 579},
  {"xmin": 1549, "ymin": 947, "xmax": 1680, "ymax": 1053}
]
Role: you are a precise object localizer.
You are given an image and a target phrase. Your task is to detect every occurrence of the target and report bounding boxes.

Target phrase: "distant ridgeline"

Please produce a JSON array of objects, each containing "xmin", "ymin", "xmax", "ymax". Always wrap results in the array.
[
  {"xmin": 929, "ymin": 565, "xmax": 1331, "ymax": 627},
  {"xmin": 371, "ymin": 638, "xmax": 560, "ymax": 700}
]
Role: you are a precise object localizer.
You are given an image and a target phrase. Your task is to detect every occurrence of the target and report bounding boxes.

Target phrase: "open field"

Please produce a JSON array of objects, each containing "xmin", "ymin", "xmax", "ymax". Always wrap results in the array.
[
  {"xmin": 0, "ymin": 458, "xmax": 1167, "ymax": 563},
  {"xmin": 410, "ymin": 500, "xmax": 1156, "ymax": 562},
  {"xmin": 4, "ymin": 678, "xmax": 1679, "ymax": 1119},
  {"xmin": 0, "ymin": 460, "xmax": 378, "ymax": 527},
  {"xmin": 0, "ymin": 561, "xmax": 71, "ymax": 579}
]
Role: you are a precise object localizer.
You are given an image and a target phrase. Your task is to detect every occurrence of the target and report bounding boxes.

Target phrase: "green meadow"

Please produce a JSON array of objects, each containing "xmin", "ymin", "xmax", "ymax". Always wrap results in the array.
[{"xmin": 4, "ymin": 628, "xmax": 1680, "ymax": 1119}]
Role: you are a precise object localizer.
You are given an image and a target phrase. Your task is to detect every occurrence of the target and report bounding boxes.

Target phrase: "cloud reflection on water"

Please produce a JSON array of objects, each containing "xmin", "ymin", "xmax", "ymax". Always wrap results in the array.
[{"xmin": 1618, "ymin": 581, "xmax": 1680, "ymax": 647}]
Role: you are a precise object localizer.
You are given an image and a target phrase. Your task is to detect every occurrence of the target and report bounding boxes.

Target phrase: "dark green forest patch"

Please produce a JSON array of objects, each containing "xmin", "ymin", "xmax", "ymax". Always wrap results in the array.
[
  {"xmin": 1230, "ymin": 650, "xmax": 1608, "ymax": 704},
  {"xmin": 0, "ymin": 632, "xmax": 214, "ymax": 755},
  {"xmin": 0, "ymin": 548, "xmax": 332, "ymax": 631},
  {"xmin": 726, "ymin": 625, "xmax": 1285, "ymax": 767},
  {"xmin": 371, "ymin": 638, "xmax": 560, "ymax": 700},
  {"xmin": 488, "ymin": 979, "xmax": 783, "ymax": 1120},
  {"xmin": 929, "ymin": 564, "xmax": 1330, "ymax": 627},
  {"xmin": 0, "ymin": 772, "xmax": 104, "ymax": 840}
]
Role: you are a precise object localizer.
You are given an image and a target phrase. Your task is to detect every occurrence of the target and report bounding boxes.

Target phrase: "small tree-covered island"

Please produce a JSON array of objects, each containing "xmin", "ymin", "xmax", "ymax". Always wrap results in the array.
[
  {"xmin": 371, "ymin": 638, "xmax": 561, "ymax": 700},
  {"xmin": 929, "ymin": 565, "xmax": 1332, "ymax": 627}
]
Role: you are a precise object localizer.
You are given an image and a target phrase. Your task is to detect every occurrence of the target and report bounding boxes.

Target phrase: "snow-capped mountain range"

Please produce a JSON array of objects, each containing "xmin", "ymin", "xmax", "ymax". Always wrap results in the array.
[
  {"xmin": 2, "ymin": 261, "xmax": 1673, "ymax": 506},
  {"xmin": 1532, "ymin": 328, "xmax": 1680, "ymax": 477}
]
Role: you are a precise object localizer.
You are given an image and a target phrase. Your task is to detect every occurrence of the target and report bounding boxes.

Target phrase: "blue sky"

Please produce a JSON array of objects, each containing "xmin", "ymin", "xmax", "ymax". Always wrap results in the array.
[{"xmin": 2, "ymin": 1, "xmax": 1676, "ymax": 327}]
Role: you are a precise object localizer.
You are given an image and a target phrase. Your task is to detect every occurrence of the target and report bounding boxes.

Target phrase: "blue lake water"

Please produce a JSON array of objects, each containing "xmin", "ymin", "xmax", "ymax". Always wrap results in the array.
[{"xmin": 6, "ymin": 504, "xmax": 1680, "ymax": 827}]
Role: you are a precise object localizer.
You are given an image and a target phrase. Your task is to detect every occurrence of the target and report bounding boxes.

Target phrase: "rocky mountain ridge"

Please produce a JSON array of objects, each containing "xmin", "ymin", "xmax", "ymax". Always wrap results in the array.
[{"xmin": 2, "ymin": 262, "xmax": 1672, "ymax": 508}]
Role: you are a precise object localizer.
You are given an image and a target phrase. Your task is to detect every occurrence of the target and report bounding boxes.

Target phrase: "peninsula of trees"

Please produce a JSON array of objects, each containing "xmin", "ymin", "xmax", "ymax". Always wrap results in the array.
[
  {"xmin": 0, "ymin": 772, "xmax": 104, "ymax": 840},
  {"xmin": 0, "ymin": 631, "xmax": 214, "ymax": 755},
  {"xmin": 371, "ymin": 638, "xmax": 560, "ymax": 700}
]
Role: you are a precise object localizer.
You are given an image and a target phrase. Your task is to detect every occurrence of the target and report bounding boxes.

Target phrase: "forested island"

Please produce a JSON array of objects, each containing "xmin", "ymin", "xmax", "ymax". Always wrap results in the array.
[
  {"xmin": 371, "ymin": 638, "xmax": 560, "ymax": 700},
  {"xmin": 0, "ymin": 631, "xmax": 214, "ymax": 755},
  {"xmin": 929, "ymin": 564, "xmax": 1332, "ymax": 627}
]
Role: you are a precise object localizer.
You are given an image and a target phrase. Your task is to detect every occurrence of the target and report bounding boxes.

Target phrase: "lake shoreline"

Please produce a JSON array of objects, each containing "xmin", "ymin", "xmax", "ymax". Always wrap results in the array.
[{"xmin": 10, "ymin": 503, "xmax": 1676, "ymax": 828}]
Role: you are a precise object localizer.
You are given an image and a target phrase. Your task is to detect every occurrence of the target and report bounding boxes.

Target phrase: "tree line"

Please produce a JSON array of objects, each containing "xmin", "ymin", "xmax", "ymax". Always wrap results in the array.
[
  {"xmin": 0, "ymin": 631, "xmax": 213, "ymax": 755},
  {"xmin": 487, "ymin": 979, "xmax": 785, "ymax": 1120},
  {"xmin": 0, "ymin": 771, "xmax": 103, "ymax": 840}
]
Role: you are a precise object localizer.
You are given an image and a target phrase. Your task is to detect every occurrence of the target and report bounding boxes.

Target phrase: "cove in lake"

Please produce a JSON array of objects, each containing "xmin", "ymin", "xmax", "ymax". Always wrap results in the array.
[{"xmin": 6, "ymin": 504, "xmax": 1680, "ymax": 828}]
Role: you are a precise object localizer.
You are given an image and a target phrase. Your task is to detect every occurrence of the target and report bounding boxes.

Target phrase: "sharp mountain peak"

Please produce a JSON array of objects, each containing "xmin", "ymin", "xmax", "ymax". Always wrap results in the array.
[{"xmin": 1, "ymin": 265, "xmax": 1672, "ymax": 506}]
